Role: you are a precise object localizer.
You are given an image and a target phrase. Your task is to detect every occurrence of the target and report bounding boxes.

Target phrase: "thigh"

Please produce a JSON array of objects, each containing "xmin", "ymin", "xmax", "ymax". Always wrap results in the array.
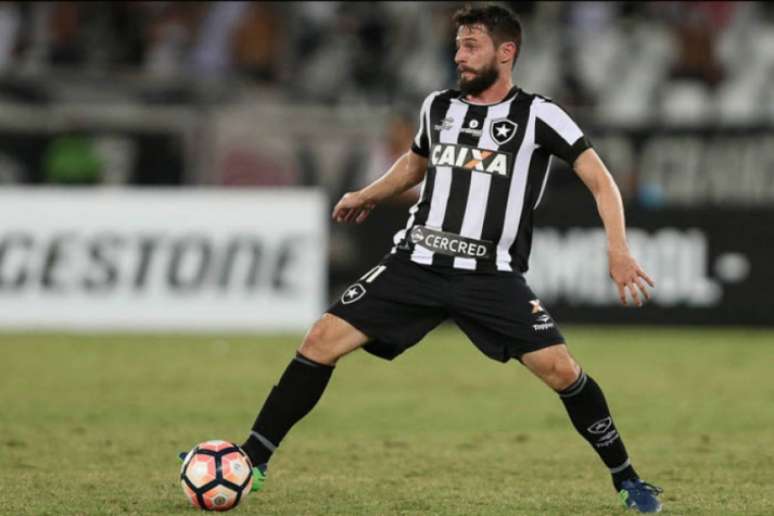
[
  {"xmin": 449, "ymin": 272, "xmax": 565, "ymax": 362},
  {"xmin": 327, "ymin": 254, "xmax": 449, "ymax": 361}
]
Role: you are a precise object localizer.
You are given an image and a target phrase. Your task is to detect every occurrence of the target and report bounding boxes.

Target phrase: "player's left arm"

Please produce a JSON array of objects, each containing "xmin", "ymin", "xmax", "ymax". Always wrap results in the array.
[{"xmin": 573, "ymin": 148, "xmax": 655, "ymax": 307}]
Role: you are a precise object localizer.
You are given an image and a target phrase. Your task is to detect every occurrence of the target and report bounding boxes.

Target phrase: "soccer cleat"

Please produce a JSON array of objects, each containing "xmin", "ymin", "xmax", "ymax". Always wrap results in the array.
[
  {"xmin": 178, "ymin": 451, "xmax": 268, "ymax": 493},
  {"xmin": 618, "ymin": 479, "xmax": 663, "ymax": 513},
  {"xmin": 250, "ymin": 462, "xmax": 268, "ymax": 493}
]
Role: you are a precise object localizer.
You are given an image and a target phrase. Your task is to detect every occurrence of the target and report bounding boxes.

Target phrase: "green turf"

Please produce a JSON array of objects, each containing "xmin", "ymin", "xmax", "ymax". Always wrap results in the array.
[{"xmin": 1, "ymin": 326, "xmax": 773, "ymax": 515}]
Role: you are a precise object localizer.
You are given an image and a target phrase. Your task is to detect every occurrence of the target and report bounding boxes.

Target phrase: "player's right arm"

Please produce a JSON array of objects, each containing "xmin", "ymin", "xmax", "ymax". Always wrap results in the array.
[
  {"xmin": 332, "ymin": 151, "xmax": 427, "ymax": 224},
  {"xmin": 334, "ymin": 92, "xmax": 437, "ymax": 223}
]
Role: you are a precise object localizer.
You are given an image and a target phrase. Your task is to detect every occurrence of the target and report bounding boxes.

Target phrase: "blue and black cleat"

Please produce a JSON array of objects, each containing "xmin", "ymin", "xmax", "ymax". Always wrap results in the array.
[{"xmin": 618, "ymin": 479, "xmax": 663, "ymax": 513}]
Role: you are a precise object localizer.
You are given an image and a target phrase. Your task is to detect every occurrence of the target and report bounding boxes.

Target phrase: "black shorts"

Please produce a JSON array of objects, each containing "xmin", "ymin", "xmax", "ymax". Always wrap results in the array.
[{"xmin": 327, "ymin": 253, "xmax": 565, "ymax": 362}]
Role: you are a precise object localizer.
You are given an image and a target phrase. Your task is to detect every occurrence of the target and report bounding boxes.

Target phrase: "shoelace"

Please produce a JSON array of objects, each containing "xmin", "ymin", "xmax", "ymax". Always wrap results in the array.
[{"xmin": 637, "ymin": 481, "xmax": 663, "ymax": 495}]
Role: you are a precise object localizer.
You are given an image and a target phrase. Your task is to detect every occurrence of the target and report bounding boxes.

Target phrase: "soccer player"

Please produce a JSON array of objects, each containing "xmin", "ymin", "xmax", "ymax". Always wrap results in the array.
[{"xmin": 238, "ymin": 5, "xmax": 662, "ymax": 513}]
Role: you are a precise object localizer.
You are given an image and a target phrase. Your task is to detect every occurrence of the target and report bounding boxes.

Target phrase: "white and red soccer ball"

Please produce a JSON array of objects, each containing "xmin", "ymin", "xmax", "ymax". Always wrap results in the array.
[{"xmin": 180, "ymin": 440, "xmax": 253, "ymax": 511}]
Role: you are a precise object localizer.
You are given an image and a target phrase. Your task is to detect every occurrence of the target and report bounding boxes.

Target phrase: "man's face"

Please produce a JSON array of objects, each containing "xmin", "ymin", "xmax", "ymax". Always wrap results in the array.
[{"xmin": 454, "ymin": 24, "xmax": 500, "ymax": 96}]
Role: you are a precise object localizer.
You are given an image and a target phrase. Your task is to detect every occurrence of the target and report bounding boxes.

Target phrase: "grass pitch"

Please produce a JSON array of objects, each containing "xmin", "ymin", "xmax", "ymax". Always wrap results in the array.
[{"xmin": 1, "ymin": 326, "xmax": 773, "ymax": 515}]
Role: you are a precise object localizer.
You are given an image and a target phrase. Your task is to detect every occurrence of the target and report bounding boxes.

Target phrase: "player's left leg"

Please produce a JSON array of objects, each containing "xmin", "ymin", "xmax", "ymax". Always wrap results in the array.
[
  {"xmin": 521, "ymin": 344, "xmax": 662, "ymax": 512},
  {"xmin": 449, "ymin": 272, "xmax": 661, "ymax": 512},
  {"xmin": 520, "ymin": 344, "xmax": 638, "ymax": 485}
]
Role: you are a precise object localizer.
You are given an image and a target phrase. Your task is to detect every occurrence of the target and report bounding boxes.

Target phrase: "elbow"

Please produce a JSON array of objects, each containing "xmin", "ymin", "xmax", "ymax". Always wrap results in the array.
[
  {"xmin": 412, "ymin": 168, "xmax": 426, "ymax": 184},
  {"xmin": 593, "ymin": 176, "xmax": 621, "ymax": 204},
  {"xmin": 592, "ymin": 179, "xmax": 609, "ymax": 198},
  {"xmin": 406, "ymin": 156, "xmax": 427, "ymax": 184}
]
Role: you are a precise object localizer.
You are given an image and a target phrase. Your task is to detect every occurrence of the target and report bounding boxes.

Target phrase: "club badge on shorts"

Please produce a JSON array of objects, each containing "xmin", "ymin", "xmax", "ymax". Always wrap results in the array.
[{"xmin": 341, "ymin": 283, "xmax": 366, "ymax": 304}]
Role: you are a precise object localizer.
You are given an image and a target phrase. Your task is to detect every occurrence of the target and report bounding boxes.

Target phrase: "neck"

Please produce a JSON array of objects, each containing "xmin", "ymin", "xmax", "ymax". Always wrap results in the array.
[{"xmin": 464, "ymin": 75, "xmax": 514, "ymax": 105}]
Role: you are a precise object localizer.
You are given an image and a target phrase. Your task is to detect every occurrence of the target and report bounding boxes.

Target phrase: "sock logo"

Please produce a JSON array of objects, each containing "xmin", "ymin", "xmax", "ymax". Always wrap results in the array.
[
  {"xmin": 595, "ymin": 429, "xmax": 620, "ymax": 448},
  {"xmin": 587, "ymin": 417, "xmax": 612, "ymax": 435},
  {"xmin": 588, "ymin": 417, "xmax": 620, "ymax": 448},
  {"xmin": 341, "ymin": 283, "xmax": 366, "ymax": 304}
]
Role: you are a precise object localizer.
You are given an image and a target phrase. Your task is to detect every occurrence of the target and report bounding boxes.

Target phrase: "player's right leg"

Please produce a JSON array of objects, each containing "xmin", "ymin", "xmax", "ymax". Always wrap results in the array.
[
  {"xmin": 239, "ymin": 254, "xmax": 448, "ymax": 491},
  {"xmin": 239, "ymin": 313, "xmax": 369, "ymax": 489}
]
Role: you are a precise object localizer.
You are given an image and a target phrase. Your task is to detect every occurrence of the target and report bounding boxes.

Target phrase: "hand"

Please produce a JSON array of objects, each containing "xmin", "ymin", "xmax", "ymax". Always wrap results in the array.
[
  {"xmin": 332, "ymin": 192, "xmax": 376, "ymax": 224},
  {"xmin": 608, "ymin": 248, "xmax": 655, "ymax": 307}
]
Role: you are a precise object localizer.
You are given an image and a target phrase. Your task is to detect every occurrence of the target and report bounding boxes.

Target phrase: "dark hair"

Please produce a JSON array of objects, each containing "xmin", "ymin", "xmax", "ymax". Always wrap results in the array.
[{"xmin": 453, "ymin": 4, "xmax": 522, "ymax": 65}]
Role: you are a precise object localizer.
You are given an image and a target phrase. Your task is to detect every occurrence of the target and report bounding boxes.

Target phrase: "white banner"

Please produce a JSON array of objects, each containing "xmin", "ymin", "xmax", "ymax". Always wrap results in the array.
[{"xmin": 0, "ymin": 189, "xmax": 327, "ymax": 331}]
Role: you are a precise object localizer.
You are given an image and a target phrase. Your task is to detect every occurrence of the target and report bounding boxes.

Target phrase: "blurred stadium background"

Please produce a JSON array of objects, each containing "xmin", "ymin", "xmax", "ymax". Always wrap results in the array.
[
  {"xmin": 1, "ymin": 2, "xmax": 773, "ymax": 515},
  {"xmin": 1, "ymin": 1, "xmax": 773, "ymax": 328}
]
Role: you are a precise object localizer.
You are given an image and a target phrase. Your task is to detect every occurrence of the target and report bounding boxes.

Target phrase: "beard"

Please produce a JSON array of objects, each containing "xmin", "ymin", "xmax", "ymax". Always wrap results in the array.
[{"xmin": 457, "ymin": 59, "xmax": 499, "ymax": 96}]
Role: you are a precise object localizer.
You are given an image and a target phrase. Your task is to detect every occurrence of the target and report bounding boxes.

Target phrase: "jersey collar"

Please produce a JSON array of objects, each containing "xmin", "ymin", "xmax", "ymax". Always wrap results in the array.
[{"xmin": 457, "ymin": 86, "xmax": 520, "ymax": 106}]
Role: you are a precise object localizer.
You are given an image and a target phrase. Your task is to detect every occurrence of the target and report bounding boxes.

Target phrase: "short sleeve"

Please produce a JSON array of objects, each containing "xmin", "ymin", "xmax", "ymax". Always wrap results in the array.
[
  {"xmin": 410, "ymin": 92, "xmax": 436, "ymax": 157},
  {"xmin": 534, "ymin": 100, "xmax": 593, "ymax": 164}
]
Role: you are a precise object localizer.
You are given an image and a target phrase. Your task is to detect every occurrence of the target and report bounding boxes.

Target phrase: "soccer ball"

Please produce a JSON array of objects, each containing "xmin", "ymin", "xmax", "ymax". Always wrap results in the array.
[{"xmin": 180, "ymin": 440, "xmax": 253, "ymax": 511}]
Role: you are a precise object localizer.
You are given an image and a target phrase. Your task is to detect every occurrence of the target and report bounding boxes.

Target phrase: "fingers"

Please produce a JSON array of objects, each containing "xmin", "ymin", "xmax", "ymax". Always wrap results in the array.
[
  {"xmin": 638, "ymin": 268, "xmax": 655, "ymax": 288},
  {"xmin": 629, "ymin": 267, "xmax": 654, "ymax": 306},
  {"xmin": 332, "ymin": 202, "xmax": 359, "ymax": 223},
  {"xmin": 610, "ymin": 258, "xmax": 655, "ymax": 307},
  {"xmin": 617, "ymin": 277, "xmax": 652, "ymax": 307},
  {"xmin": 617, "ymin": 282, "xmax": 641, "ymax": 307},
  {"xmin": 332, "ymin": 193, "xmax": 356, "ymax": 222},
  {"xmin": 634, "ymin": 277, "xmax": 651, "ymax": 301},
  {"xmin": 353, "ymin": 205, "xmax": 375, "ymax": 224},
  {"xmin": 332, "ymin": 193, "xmax": 374, "ymax": 224},
  {"xmin": 355, "ymin": 207, "xmax": 371, "ymax": 224},
  {"xmin": 332, "ymin": 201, "xmax": 350, "ymax": 222},
  {"xmin": 344, "ymin": 207, "xmax": 360, "ymax": 223},
  {"xmin": 338, "ymin": 206, "xmax": 373, "ymax": 224},
  {"xmin": 626, "ymin": 282, "xmax": 643, "ymax": 307},
  {"xmin": 617, "ymin": 283, "xmax": 627, "ymax": 306},
  {"xmin": 332, "ymin": 206, "xmax": 350, "ymax": 223}
]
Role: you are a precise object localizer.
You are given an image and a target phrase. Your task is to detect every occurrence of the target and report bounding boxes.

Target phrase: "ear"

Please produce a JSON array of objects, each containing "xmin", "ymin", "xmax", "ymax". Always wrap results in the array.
[{"xmin": 498, "ymin": 41, "xmax": 517, "ymax": 65}]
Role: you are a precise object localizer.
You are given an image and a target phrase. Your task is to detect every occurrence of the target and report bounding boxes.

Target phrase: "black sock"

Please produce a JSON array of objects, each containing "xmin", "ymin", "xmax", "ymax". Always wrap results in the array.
[
  {"xmin": 241, "ymin": 352, "xmax": 334, "ymax": 467},
  {"xmin": 557, "ymin": 371, "xmax": 638, "ymax": 491}
]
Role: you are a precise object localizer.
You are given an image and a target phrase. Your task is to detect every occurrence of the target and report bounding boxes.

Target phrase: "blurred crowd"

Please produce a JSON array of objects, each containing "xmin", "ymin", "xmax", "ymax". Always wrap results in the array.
[
  {"xmin": 1, "ymin": 1, "xmax": 774, "ymax": 200},
  {"xmin": 1, "ymin": 1, "xmax": 774, "ymax": 121},
  {"xmin": 1, "ymin": 0, "xmax": 772, "ymax": 292}
]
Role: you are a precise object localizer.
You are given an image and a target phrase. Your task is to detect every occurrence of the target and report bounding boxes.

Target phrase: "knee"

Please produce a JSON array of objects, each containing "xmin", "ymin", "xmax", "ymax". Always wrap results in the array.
[
  {"xmin": 549, "ymin": 356, "xmax": 582, "ymax": 391},
  {"xmin": 298, "ymin": 321, "xmax": 340, "ymax": 366},
  {"xmin": 523, "ymin": 345, "xmax": 583, "ymax": 391}
]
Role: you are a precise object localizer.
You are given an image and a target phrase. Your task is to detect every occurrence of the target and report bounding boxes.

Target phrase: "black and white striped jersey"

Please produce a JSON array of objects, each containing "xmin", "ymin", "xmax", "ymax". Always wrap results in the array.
[{"xmin": 392, "ymin": 86, "xmax": 592, "ymax": 273}]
